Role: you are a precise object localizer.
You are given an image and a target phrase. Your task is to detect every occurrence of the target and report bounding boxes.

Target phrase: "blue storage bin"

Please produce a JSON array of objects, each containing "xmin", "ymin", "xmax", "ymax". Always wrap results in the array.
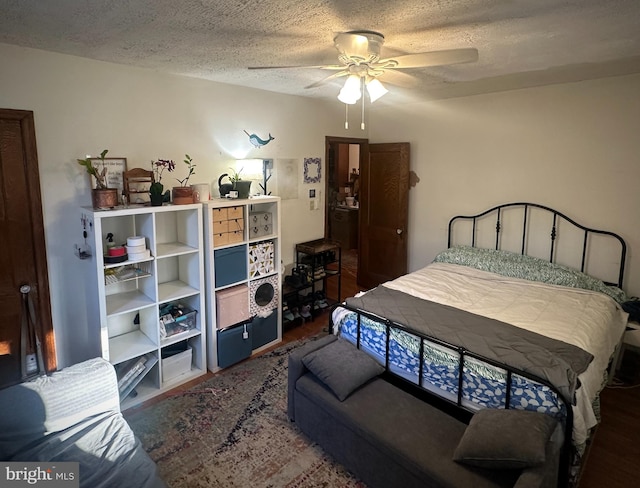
[
  {"xmin": 214, "ymin": 245, "xmax": 247, "ymax": 288},
  {"xmin": 217, "ymin": 322, "xmax": 252, "ymax": 368},
  {"xmin": 251, "ymin": 310, "xmax": 278, "ymax": 349}
]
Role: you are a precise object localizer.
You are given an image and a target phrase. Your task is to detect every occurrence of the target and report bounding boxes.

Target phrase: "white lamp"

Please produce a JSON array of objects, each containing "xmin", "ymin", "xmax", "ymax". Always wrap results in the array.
[
  {"xmin": 366, "ymin": 78, "xmax": 388, "ymax": 103},
  {"xmin": 338, "ymin": 75, "xmax": 362, "ymax": 104}
]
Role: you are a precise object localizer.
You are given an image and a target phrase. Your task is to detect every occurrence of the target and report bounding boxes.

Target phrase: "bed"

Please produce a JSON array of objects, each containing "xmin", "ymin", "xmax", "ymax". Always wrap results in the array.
[{"xmin": 330, "ymin": 202, "xmax": 629, "ymax": 486}]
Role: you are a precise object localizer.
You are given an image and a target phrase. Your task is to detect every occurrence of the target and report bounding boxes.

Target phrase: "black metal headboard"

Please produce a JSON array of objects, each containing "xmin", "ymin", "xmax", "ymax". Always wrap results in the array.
[{"xmin": 447, "ymin": 202, "xmax": 627, "ymax": 289}]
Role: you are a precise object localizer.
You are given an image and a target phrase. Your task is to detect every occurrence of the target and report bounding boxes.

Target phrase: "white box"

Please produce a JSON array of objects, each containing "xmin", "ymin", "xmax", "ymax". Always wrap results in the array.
[{"xmin": 162, "ymin": 346, "xmax": 192, "ymax": 383}]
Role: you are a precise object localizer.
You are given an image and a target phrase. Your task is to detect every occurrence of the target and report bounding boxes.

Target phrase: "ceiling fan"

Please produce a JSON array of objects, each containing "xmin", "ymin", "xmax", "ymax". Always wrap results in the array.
[{"xmin": 248, "ymin": 30, "xmax": 479, "ymax": 103}]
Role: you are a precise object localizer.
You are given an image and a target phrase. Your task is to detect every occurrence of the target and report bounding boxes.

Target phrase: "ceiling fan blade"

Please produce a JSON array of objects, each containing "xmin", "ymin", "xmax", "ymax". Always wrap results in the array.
[
  {"xmin": 248, "ymin": 64, "xmax": 344, "ymax": 70},
  {"xmin": 377, "ymin": 70, "xmax": 420, "ymax": 89},
  {"xmin": 304, "ymin": 70, "xmax": 348, "ymax": 89},
  {"xmin": 382, "ymin": 48, "xmax": 478, "ymax": 69}
]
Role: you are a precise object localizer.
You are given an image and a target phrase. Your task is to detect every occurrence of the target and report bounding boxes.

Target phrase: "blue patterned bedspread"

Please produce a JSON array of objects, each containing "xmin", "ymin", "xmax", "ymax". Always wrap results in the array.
[{"xmin": 336, "ymin": 311, "xmax": 566, "ymax": 419}]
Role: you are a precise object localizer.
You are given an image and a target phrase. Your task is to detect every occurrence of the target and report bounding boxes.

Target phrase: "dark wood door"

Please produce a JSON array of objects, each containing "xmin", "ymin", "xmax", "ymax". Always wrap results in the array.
[
  {"xmin": 0, "ymin": 109, "xmax": 56, "ymax": 388},
  {"xmin": 358, "ymin": 142, "xmax": 410, "ymax": 289}
]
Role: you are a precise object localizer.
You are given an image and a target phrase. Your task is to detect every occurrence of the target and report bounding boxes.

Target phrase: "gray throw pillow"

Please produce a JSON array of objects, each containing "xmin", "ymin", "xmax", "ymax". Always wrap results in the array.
[
  {"xmin": 453, "ymin": 408, "xmax": 558, "ymax": 469},
  {"xmin": 301, "ymin": 338, "xmax": 384, "ymax": 401}
]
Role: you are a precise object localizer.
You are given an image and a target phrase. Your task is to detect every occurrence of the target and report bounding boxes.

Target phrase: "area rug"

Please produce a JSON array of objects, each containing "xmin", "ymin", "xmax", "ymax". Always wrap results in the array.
[{"xmin": 125, "ymin": 335, "xmax": 365, "ymax": 487}]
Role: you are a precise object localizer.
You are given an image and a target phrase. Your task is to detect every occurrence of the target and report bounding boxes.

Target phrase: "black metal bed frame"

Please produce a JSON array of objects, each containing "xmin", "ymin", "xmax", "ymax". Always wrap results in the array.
[
  {"xmin": 448, "ymin": 202, "xmax": 626, "ymax": 288},
  {"xmin": 329, "ymin": 203, "xmax": 628, "ymax": 488},
  {"xmin": 330, "ymin": 304, "xmax": 573, "ymax": 487}
]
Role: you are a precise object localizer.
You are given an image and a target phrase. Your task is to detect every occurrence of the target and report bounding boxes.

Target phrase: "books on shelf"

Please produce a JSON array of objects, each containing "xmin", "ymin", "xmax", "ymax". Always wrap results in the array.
[
  {"xmin": 115, "ymin": 353, "xmax": 158, "ymax": 400},
  {"xmin": 117, "ymin": 356, "xmax": 146, "ymax": 390}
]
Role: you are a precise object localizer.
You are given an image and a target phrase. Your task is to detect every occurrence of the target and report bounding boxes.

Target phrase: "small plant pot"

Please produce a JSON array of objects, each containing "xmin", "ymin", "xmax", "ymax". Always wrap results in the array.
[
  {"xmin": 233, "ymin": 180, "xmax": 252, "ymax": 199},
  {"xmin": 150, "ymin": 193, "xmax": 164, "ymax": 206},
  {"xmin": 92, "ymin": 188, "xmax": 119, "ymax": 209},
  {"xmin": 172, "ymin": 186, "xmax": 194, "ymax": 205}
]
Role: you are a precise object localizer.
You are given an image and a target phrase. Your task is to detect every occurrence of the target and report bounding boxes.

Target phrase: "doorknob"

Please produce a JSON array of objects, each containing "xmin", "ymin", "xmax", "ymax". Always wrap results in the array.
[{"xmin": 396, "ymin": 229, "xmax": 403, "ymax": 235}]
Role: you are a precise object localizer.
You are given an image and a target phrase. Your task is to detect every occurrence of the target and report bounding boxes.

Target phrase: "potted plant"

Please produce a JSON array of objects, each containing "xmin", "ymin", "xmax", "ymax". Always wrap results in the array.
[
  {"xmin": 150, "ymin": 158, "xmax": 174, "ymax": 206},
  {"xmin": 78, "ymin": 149, "xmax": 119, "ymax": 209},
  {"xmin": 228, "ymin": 167, "xmax": 252, "ymax": 199},
  {"xmin": 172, "ymin": 154, "xmax": 197, "ymax": 204}
]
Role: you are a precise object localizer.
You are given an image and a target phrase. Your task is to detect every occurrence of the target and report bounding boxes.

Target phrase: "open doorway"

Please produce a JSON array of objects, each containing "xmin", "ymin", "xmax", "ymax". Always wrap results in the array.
[
  {"xmin": 325, "ymin": 136, "xmax": 367, "ymax": 294},
  {"xmin": 326, "ymin": 138, "xmax": 410, "ymax": 291}
]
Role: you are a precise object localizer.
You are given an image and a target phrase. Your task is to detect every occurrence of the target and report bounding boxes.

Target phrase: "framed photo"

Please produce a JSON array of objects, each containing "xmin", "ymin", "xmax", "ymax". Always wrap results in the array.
[
  {"xmin": 303, "ymin": 157, "xmax": 321, "ymax": 184},
  {"xmin": 89, "ymin": 157, "xmax": 127, "ymax": 195}
]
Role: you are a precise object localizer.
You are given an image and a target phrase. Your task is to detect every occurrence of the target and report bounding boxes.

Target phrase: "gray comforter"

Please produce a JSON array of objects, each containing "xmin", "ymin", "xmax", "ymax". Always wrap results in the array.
[{"xmin": 346, "ymin": 286, "xmax": 593, "ymax": 403}]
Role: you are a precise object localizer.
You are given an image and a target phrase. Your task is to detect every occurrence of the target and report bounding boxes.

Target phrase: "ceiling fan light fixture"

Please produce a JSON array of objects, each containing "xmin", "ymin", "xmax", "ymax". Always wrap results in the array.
[
  {"xmin": 366, "ymin": 78, "xmax": 388, "ymax": 103},
  {"xmin": 338, "ymin": 75, "xmax": 362, "ymax": 104}
]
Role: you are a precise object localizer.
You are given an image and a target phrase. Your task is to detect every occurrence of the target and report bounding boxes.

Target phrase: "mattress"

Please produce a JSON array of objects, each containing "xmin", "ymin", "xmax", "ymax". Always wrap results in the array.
[{"xmin": 332, "ymin": 261, "xmax": 628, "ymax": 447}]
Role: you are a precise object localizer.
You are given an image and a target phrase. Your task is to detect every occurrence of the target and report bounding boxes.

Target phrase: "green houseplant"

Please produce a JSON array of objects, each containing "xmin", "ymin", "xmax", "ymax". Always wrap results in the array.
[
  {"xmin": 78, "ymin": 149, "xmax": 119, "ymax": 209},
  {"xmin": 172, "ymin": 154, "xmax": 197, "ymax": 204},
  {"xmin": 228, "ymin": 167, "xmax": 252, "ymax": 199}
]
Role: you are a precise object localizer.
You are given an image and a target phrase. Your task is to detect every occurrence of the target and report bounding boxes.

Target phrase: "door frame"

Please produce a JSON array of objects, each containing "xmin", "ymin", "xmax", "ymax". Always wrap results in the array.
[
  {"xmin": 0, "ymin": 108, "xmax": 56, "ymax": 374},
  {"xmin": 324, "ymin": 136, "xmax": 369, "ymax": 243}
]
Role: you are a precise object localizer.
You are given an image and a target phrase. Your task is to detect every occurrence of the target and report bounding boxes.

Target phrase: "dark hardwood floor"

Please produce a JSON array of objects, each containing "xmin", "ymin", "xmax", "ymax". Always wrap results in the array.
[
  {"xmin": 580, "ymin": 351, "xmax": 640, "ymax": 487},
  {"xmin": 127, "ymin": 250, "xmax": 640, "ymax": 486}
]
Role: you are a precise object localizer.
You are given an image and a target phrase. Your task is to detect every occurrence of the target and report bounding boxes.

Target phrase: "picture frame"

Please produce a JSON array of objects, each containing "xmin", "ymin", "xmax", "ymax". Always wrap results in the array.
[
  {"xmin": 89, "ymin": 157, "xmax": 127, "ymax": 195},
  {"xmin": 303, "ymin": 157, "xmax": 321, "ymax": 184}
]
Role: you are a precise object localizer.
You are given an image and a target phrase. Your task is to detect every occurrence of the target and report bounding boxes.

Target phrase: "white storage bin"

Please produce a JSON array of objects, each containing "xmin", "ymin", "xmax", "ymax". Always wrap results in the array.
[{"xmin": 162, "ymin": 346, "xmax": 192, "ymax": 383}]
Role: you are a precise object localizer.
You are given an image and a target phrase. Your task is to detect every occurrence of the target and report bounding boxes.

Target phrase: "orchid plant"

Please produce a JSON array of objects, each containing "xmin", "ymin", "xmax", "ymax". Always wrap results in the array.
[{"xmin": 150, "ymin": 158, "xmax": 175, "ymax": 196}]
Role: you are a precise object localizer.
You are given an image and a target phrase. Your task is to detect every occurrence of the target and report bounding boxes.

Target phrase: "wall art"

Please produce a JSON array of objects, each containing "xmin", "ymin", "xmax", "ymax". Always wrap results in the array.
[
  {"xmin": 244, "ymin": 130, "xmax": 275, "ymax": 148},
  {"xmin": 303, "ymin": 157, "xmax": 321, "ymax": 184}
]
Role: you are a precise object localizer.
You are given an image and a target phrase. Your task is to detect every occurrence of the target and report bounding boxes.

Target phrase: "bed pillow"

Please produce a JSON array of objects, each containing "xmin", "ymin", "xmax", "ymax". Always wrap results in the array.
[
  {"xmin": 301, "ymin": 338, "xmax": 384, "ymax": 401},
  {"xmin": 453, "ymin": 409, "xmax": 558, "ymax": 469},
  {"xmin": 434, "ymin": 245, "xmax": 627, "ymax": 303}
]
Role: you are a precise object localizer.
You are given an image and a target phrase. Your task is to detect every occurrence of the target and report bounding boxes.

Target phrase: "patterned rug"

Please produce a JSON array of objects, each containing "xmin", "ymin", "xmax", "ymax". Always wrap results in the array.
[{"xmin": 125, "ymin": 335, "xmax": 365, "ymax": 487}]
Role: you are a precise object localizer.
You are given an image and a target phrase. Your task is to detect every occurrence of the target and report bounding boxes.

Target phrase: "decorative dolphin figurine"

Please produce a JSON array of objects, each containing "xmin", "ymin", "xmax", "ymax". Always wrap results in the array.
[{"xmin": 244, "ymin": 130, "xmax": 274, "ymax": 148}]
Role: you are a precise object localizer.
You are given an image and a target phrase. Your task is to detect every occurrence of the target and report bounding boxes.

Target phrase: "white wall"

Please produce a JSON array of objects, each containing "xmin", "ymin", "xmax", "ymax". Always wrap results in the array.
[
  {"xmin": 370, "ymin": 73, "xmax": 640, "ymax": 297},
  {"xmin": 0, "ymin": 43, "xmax": 351, "ymax": 368},
  {"xmin": 4, "ymin": 42, "xmax": 638, "ymax": 368}
]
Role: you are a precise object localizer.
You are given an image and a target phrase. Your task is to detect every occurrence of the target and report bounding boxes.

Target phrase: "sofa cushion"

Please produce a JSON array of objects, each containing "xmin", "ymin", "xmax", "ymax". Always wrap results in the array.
[
  {"xmin": 301, "ymin": 338, "xmax": 384, "ymax": 401},
  {"xmin": 453, "ymin": 408, "xmax": 558, "ymax": 469},
  {"xmin": 0, "ymin": 357, "xmax": 119, "ymax": 459},
  {"xmin": 10, "ymin": 410, "xmax": 165, "ymax": 488}
]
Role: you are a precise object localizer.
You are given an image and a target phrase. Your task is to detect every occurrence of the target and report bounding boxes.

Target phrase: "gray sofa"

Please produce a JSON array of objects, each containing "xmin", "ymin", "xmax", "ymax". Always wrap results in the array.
[
  {"xmin": 0, "ymin": 357, "xmax": 165, "ymax": 488},
  {"xmin": 288, "ymin": 335, "xmax": 564, "ymax": 488}
]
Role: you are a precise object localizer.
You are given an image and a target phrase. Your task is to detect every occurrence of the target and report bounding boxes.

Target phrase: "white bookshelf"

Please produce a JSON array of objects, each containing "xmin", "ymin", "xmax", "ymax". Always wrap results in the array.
[{"xmin": 82, "ymin": 203, "xmax": 206, "ymax": 409}]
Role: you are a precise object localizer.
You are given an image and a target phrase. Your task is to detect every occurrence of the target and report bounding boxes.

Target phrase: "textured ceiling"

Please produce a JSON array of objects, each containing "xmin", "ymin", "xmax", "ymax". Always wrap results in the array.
[{"xmin": 1, "ymin": 0, "xmax": 640, "ymax": 102}]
